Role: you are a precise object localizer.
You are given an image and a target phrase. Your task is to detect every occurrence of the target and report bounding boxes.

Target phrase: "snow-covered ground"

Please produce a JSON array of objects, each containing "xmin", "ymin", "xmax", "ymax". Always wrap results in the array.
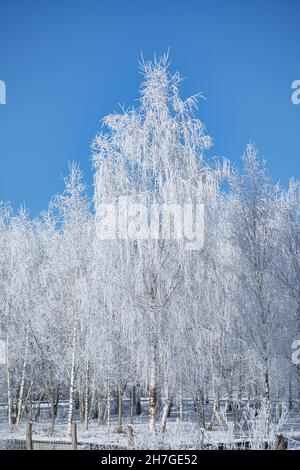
[{"xmin": 0, "ymin": 399, "xmax": 300, "ymax": 450}]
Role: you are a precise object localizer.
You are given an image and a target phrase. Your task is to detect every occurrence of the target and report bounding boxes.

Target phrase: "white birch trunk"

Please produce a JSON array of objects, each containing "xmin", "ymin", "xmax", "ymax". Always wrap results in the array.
[
  {"xmin": 15, "ymin": 323, "xmax": 29, "ymax": 430},
  {"xmin": 149, "ymin": 344, "xmax": 157, "ymax": 432},
  {"xmin": 6, "ymin": 335, "xmax": 13, "ymax": 428},
  {"xmin": 7, "ymin": 358, "xmax": 13, "ymax": 428},
  {"xmin": 179, "ymin": 385, "xmax": 184, "ymax": 423},
  {"xmin": 117, "ymin": 386, "xmax": 123, "ymax": 433},
  {"xmin": 106, "ymin": 381, "xmax": 111, "ymax": 429},
  {"xmin": 67, "ymin": 320, "xmax": 77, "ymax": 435},
  {"xmin": 5, "ymin": 299, "xmax": 13, "ymax": 429},
  {"xmin": 97, "ymin": 393, "xmax": 103, "ymax": 425},
  {"xmin": 160, "ymin": 393, "xmax": 172, "ymax": 432},
  {"xmin": 264, "ymin": 366, "xmax": 270, "ymax": 401},
  {"xmin": 84, "ymin": 360, "xmax": 90, "ymax": 430}
]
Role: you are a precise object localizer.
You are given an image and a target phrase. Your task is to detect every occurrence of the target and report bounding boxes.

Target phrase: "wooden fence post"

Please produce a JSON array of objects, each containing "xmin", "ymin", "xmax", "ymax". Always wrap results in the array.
[
  {"xmin": 71, "ymin": 422, "xmax": 77, "ymax": 450},
  {"xmin": 126, "ymin": 424, "xmax": 134, "ymax": 449},
  {"xmin": 26, "ymin": 422, "xmax": 33, "ymax": 450}
]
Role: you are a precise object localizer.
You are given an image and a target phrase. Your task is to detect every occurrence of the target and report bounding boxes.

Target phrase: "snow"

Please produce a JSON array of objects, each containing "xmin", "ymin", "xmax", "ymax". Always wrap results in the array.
[{"xmin": 0, "ymin": 56, "xmax": 299, "ymax": 451}]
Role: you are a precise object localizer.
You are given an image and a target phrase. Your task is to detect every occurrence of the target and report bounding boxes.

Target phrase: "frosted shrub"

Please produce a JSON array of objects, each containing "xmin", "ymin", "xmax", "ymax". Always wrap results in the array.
[{"xmin": 243, "ymin": 401, "xmax": 288, "ymax": 450}]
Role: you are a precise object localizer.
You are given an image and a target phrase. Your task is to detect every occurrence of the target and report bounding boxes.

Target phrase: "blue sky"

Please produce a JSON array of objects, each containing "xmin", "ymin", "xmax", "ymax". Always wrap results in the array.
[{"xmin": 0, "ymin": 0, "xmax": 299, "ymax": 216}]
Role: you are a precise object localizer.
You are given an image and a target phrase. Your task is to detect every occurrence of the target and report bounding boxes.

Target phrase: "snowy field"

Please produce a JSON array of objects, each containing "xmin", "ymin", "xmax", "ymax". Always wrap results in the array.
[{"xmin": 0, "ymin": 399, "xmax": 300, "ymax": 450}]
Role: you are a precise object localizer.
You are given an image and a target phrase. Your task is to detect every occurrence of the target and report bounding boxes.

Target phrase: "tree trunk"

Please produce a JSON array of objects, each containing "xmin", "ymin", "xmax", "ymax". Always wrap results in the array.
[
  {"xmin": 79, "ymin": 392, "xmax": 85, "ymax": 423},
  {"xmin": 117, "ymin": 386, "xmax": 123, "ymax": 433},
  {"xmin": 26, "ymin": 422, "xmax": 33, "ymax": 450},
  {"xmin": 106, "ymin": 381, "xmax": 111, "ymax": 428},
  {"xmin": 196, "ymin": 388, "xmax": 206, "ymax": 429},
  {"xmin": 198, "ymin": 428, "xmax": 205, "ymax": 450},
  {"xmin": 129, "ymin": 386, "xmax": 135, "ymax": 424},
  {"xmin": 97, "ymin": 393, "xmax": 104, "ymax": 425},
  {"xmin": 179, "ymin": 386, "xmax": 184, "ymax": 423},
  {"xmin": 149, "ymin": 344, "xmax": 157, "ymax": 432},
  {"xmin": 208, "ymin": 387, "xmax": 222, "ymax": 430},
  {"xmin": 50, "ymin": 397, "xmax": 57, "ymax": 434},
  {"xmin": 71, "ymin": 422, "xmax": 77, "ymax": 450},
  {"xmin": 84, "ymin": 361, "xmax": 90, "ymax": 430},
  {"xmin": 264, "ymin": 367, "xmax": 270, "ymax": 401},
  {"xmin": 6, "ymin": 301, "xmax": 14, "ymax": 429},
  {"xmin": 288, "ymin": 379, "xmax": 293, "ymax": 410},
  {"xmin": 7, "ymin": 357, "xmax": 13, "ymax": 428},
  {"xmin": 67, "ymin": 321, "xmax": 77, "ymax": 435},
  {"xmin": 225, "ymin": 387, "xmax": 233, "ymax": 412},
  {"xmin": 127, "ymin": 424, "xmax": 134, "ymax": 449},
  {"xmin": 160, "ymin": 394, "xmax": 172, "ymax": 432},
  {"xmin": 48, "ymin": 382, "xmax": 59, "ymax": 433},
  {"xmin": 136, "ymin": 384, "xmax": 141, "ymax": 415},
  {"xmin": 16, "ymin": 323, "xmax": 29, "ymax": 430}
]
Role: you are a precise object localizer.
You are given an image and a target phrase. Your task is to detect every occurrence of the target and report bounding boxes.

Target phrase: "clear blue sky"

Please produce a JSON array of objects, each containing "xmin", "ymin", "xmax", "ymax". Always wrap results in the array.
[{"xmin": 0, "ymin": 0, "xmax": 299, "ymax": 216}]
